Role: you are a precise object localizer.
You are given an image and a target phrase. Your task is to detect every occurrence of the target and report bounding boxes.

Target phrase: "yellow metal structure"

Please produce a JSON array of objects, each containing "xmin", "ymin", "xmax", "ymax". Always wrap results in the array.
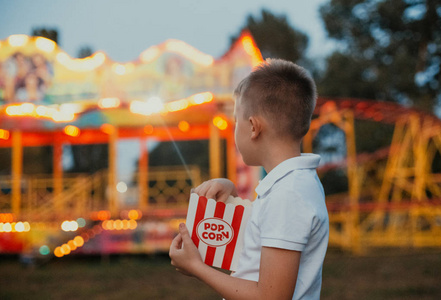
[
  {"xmin": 140, "ymin": 166, "xmax": 202, "ymax": 208},
  {"xmin": 0, "ymin": 166, "xmax": 201, "ymax": 221},
  {"xmin": 138, "ymin": 138, "xmax": 149, "ymax": 210},
  {"xmin": 209, "ymin": 122, "xmax": 222, "ymax": 179},
  {"xmin": 304, "ymin": 100, "xmax": 441, "ymax": 253},
  {"xmin": 108, "ymin": 127, "xmax": 118, "ymax": 216},
  {"xmin": 304, "ymin": 102, "xmax": 361, "ymax": 252},
  {"xmin": 11, "ymin": 130, "xmax": 22, "ymax": 216}
]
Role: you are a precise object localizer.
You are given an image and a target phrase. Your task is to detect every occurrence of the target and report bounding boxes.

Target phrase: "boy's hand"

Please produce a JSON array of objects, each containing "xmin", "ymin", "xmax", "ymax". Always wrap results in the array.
[
  {"xmin": 169, "ymin": 223, "xmax": 204, "ymax": 277},
  {"xmin": 193, "ymin": 178, "xmax": 238, "ymax": 203}
]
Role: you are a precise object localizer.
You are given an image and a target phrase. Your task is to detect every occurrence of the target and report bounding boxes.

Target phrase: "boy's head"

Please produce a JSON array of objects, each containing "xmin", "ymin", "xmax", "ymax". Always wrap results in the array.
[{"xmin": 234, "ymin": 58, "xmax": 317, "ymax": 141}]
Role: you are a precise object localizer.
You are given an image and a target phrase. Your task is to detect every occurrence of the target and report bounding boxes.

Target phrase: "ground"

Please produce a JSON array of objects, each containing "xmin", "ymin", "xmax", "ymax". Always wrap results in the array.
[{"xmin": 0, "ymin": 248, "xmax": 440, "ymax": 299}]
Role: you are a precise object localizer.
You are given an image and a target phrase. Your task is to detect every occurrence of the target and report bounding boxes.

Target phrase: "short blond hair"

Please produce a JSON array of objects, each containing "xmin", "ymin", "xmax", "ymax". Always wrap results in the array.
[{"xmin": 234, "ymin": 59, "xmax": 317, "ymax": 140}]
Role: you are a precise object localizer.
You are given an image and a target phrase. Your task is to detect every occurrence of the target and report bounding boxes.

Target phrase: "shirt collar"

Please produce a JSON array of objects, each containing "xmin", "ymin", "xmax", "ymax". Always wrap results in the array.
[{"xmin": 255, "ymin": 153, "xmax": 321, "ymax": 197}]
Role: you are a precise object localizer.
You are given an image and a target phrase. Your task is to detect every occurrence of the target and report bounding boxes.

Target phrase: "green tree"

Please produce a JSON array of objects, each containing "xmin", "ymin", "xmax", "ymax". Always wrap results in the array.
[
  {"xmin": 31, "ymin": 27, "xmax": 59, "ymax": 44},
  {"xmin": 77, "ymin": 46, "xmax": 93, "ymax": 59},
  {"xmin": 231, "ymin": 8, "xmax": 310, "ymax": 65},
  {"xmin": 319, "ymin": 0, "xmax": 441, "ymax": 112}
]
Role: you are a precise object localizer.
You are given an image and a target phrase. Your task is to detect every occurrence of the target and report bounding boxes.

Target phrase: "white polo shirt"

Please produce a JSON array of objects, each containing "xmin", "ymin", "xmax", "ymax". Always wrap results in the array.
[{"xmin": 232, "ymin": 154, "xmax": 329, "ymax": 300}]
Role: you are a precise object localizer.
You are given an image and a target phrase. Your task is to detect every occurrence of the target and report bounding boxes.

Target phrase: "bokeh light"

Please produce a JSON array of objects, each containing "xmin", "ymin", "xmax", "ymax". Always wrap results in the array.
[
  {"xmin": 76, "ymin": 218, "xmax": 86, "ymax": 228},
  {"xmin": 61, "ymin": 220, "xmax": 79, "ymax": 232},
  {"xmin": 178, "ymin": 121, "xmax": 190, "ymax": 132},
  {"xmin": 213, "ymin": 116, "xmax": 228, "ymax": 130},
  {"xmin": 116, "ymin": 181, "xmax": 128, "ymax": 193},
  {"xmin": 73, "ymin": 236, "xmax": 84, "ymax": 247},
  {"xmin": 39, "ymin": 245, "xmax": 50, "ymax": 256}
]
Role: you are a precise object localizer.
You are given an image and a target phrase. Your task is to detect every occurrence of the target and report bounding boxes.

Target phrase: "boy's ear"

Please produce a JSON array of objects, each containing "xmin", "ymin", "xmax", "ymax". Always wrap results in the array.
[{"xmin": 249, "ymin": 116, "xmax": 262, "ymax": 140}]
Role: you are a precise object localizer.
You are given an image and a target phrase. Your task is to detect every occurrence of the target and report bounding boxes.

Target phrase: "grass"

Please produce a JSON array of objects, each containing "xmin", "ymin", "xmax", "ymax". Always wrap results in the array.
[
  {"xmin": 1, "ymin": 249, "xmax": 441, "ymax": 299},
  {"xmin": 321, "ymin": 248, "xmax": 441, "ymax": 300}
]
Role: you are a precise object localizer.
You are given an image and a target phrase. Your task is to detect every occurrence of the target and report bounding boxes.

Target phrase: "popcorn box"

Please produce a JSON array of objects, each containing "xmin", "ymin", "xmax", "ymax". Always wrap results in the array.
[{"xmin": 185, "ymin": 193, "xmax": 252, "ymax": 271}]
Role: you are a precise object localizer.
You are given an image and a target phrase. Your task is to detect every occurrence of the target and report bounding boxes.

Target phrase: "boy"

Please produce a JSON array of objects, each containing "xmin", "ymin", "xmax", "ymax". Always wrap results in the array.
[{"xmin": 169, "ymin": 59, "xmax": 329, "ymax": 300}]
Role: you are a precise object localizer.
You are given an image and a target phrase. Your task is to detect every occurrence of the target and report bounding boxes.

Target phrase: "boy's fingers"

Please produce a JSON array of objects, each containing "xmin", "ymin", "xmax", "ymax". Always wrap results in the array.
[
  {"xmin": 205, "ymin": 186, "xmax": 219, "ymax": 200},
  {"xmin": 217, "ymin": 193, "xmax": 229, "ymax": 203},
  {"xmin": 170, "ymin": 233, "xmax": 183, "ymax": 251},
  {"xmin": 178, "ymin": 223, "xmax": 192, "ymax": 242},
  {"xmin": 193, "ymin": 182, "xmax": 209, "ymax": 196}
]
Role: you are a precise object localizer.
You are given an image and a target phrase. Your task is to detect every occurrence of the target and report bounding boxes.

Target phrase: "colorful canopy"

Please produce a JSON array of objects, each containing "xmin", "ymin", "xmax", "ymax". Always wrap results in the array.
[{"xmin": 0, "ymin": 32, "xmax": 262, "ymax": 133}]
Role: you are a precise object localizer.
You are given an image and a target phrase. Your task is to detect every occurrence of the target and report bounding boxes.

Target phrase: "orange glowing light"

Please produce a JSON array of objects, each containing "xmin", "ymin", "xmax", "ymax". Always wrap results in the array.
[
  {"xmin": 54, "ymin": 247, "xmax": 63, "ymax": 258},
  {"xmin": 0, "ymin": 129, "xmax": 10, "ymax": 140},
  {"xmin": 114, "ymin": 219, "xmax": 123, "ymax": 230},
  {"xmin": 129, "ymin": 220, "xmax": 137, "ymax": 230},
  {"xmin": 100, "ymin": 124, "xmax": 115, "ymax": 135},
  {"xmin": 130, "ymin": 97, "xmax": 164, "ymax": 116},
  {"xmin": 192, "ymin": 92, "xmax": 213, "ymax": 104},
  {"xmin": 5, "ymin": 102, "xmax": 76, "ymax": 122},
  {"xmin": 167, "ymin": 92, "xmax": 213, "ymax": 113},
  {"xmin": 128, "ymin": 209, "xmax": 141, "ymax": 220},
  {"xmin": 240, "ymin": 35, "xmax": 263, "ymax": 67},
  {"xmin": 10, "ymin": 222, "xmax": 16, "ymax": 232},
  {"xmin": 68, "ymin": 240, "xmax": 77, "ymax": 251},
  {"xmin": 130, "ymin": 92, "xmax": 213, "ymax": 117},
  {"xmin": 73, "ymin": 236, "xmax": 84, "ymax": 247},
  {"xmin": 0, "ymin": 213, "xmax": 14, "ymax": 222},
  {"xmin": 143, "ymin": 125, "xmax": 154, "ymax": 135},
  {"xmin": 61, "ymin": 244, "xmax": 71, "ymax": 255},
  {"xmin": 97, "ymin": 210, "xmax": 111, "ymax": 221},
  {"xmin": 178, "ymin": 121, "xmax": 190, "ymax": 132},
  {"xmin": 122, "ymin": 219, "xmax": 129, "ymax": 229},
  {"xmin": 23, "ymin": 222, "xmax": 31, "ymax": 232},
  {"xmin": 5, "ymin": 103, "xmax": 37, "ymax": 117},
  {"xmin": 64, "ymin": 125, "xmax": 80, "ymax": 137},
  {"xmin": 213, "ymin": 116, "xmax": 228, "ymax": 130}
]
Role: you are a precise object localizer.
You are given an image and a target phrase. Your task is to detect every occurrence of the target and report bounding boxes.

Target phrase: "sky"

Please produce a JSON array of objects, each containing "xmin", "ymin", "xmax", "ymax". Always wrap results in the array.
[{"xmin": 0, "ymin": 0, "xmax": 334, "ymax": 62}]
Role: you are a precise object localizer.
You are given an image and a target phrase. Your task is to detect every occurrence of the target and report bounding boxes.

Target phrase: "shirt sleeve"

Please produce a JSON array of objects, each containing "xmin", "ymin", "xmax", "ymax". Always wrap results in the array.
[{"xmin": 259, "ymin": 188, "xmax": 314, "ymax": 252}]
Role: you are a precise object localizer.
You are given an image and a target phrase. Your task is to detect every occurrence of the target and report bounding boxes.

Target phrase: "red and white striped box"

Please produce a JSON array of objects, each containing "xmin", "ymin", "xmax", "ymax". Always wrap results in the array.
[{"xmin": 185, "ymin": 193, "xmax": 252, "ymax": 271}]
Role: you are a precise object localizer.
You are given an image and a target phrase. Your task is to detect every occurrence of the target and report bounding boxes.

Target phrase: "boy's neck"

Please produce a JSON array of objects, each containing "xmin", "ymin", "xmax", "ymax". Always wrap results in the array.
[{"xmin": 260, "ymin": 139, "xmax": 302, "ymax": 173}]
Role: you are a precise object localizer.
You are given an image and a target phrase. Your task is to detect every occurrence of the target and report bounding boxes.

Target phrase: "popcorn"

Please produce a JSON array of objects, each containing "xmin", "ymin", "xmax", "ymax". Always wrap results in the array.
[{"xmin": 185, "ymin": 193, "xmax": 252, "ymax": 271}]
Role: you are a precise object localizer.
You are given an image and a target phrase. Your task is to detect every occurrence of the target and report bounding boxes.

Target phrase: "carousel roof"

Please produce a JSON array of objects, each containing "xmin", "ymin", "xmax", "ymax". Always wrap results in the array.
[{"xmin": 0, "ymin": 31, "xmax": 262, "ymax": 136}]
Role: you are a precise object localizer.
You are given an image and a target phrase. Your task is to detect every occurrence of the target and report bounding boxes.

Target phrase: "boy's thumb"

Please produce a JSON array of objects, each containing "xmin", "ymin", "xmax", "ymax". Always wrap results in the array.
[{"xmin": 179, "ymin": 223, "xmax": 191, "ymax": 240}]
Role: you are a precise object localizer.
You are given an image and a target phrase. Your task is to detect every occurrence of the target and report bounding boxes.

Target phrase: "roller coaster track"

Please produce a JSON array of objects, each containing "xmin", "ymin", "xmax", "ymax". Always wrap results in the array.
[
  {"xmin": 307, "ymin": 97, "xmax": 441, "ymax": 253},
  {"xmin": 315, "ymin": 97, "xmax": 441, "ymax": 125}
]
